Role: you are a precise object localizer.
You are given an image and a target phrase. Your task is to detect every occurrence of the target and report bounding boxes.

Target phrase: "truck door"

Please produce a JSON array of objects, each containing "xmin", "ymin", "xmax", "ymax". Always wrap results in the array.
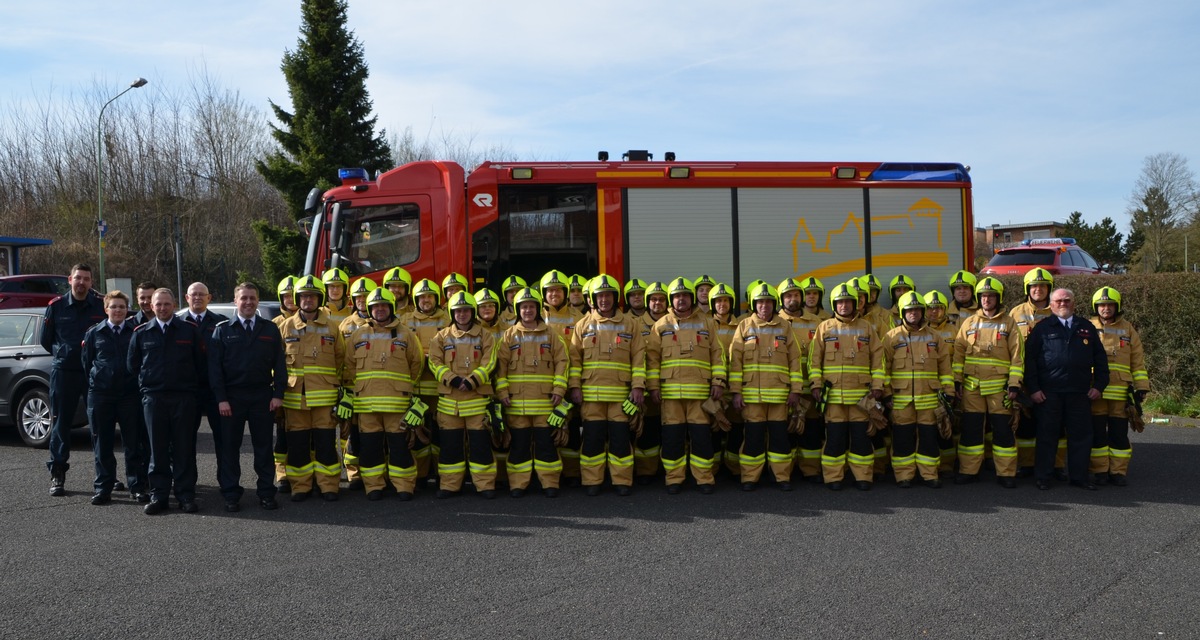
[
  {"xmin": 328, "ymin": 197, "xmax": 430, "ymax": 280},
  {"xmin": 492, "ymin": 184, "xmax": 598, "ymax": 287}
]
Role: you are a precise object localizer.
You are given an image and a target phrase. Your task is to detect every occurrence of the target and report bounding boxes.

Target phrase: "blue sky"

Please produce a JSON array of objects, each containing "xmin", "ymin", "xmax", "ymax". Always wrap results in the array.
[{"xmin": 2, "ymin": 1, "xmax": 1197, "ymax": 234}]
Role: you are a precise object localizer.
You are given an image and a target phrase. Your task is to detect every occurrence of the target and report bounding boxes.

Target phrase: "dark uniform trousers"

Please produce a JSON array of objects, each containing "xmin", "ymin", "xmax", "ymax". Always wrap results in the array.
[
  {"xmin": 1034, "ymin": 391, "xmax": 1092, "ymax": 484},
  {"xmin": 217, "ymin": 388, "xmax": 277, "ymax": 501},
  {"xmin": 48, "ymin": 368, "xmax": 87, "ymax": 473},
  {"xmin": 145, "ymin": 391, "xmax": 199, "ymax": 502},
  {"xmin": 87, "ymin": 391, "xmax": 145, "ymax": 494}
]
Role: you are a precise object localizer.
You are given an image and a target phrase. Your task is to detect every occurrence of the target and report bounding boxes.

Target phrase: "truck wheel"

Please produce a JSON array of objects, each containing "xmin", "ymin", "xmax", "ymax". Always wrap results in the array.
[{"xmin": 16, "ymin": 387, "xmax": 52, "ymax": 448}]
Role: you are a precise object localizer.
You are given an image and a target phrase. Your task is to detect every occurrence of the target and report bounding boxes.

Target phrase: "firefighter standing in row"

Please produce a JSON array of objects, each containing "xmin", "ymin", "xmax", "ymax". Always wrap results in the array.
[
  {"xmin": 322, "ymin": 268, "xmax": 353, "ymax": 325},
  {"xmin": 428, "ymin": 291, "xmax": 499, "ymax": 498},
  {"xmin": 729, "ymin": 283, "xmax": 805, "ymax": 491},
  {"xmin": 208, "ymin": 282, "xmax": 287, "ymax": 512},
  {"xmin": 344, "ymin": 288, "xmax": 425, "ymax": 501},
  {"xmin": 694, "ymin": 274, "xmax": 717, "ymax": 315},
  {"xmin": 273, "ymin": 276, "xmax": 298, "ymax": 491},
  {"xmin": 495, "ymin": 287, "xmax": 567, "ymax": 497},
  {"xmin": 883, "ymin": 292, "xmax": 954, "ymax": 488},
  {"xmin": 43, "ymin": 264, "xmax": 107, "ymax": 496},
  {"xmin": 81, "ymin": 290, "xmax": 145, "ymax": 505},
  {"xmin": 778, "ymin": 277, "xmax": 824, "ymax": 481},
  {"xmin": 474, "ymin": 288, "xmax": 508, "ymax": 482},
  {"xmin": 646, "ymin": 278, "xmax": 727, "ymax": 494},
  {"xmin": 540, "ymin": 270, "xmax": 585, "ymax": 484},
  {"xmin": 856, "ymin": 275, "xmax": 891, "ymax": 475},
  {"xmin": 498, "ymin": 275, "xmax": 528, "ymax": 327},
  {"xmin": 1089, "ymin": 287, "xmax": 1149, "ymax": 486},
  {"xmin": 569, "ymin": 275, "xmax": 646, "ymax": 496},
  {"xmin": 946, "ymin": 270, "xmax": 978, "ymax": 323},
  {"xmin": 407, "ymin": 278, "xmax": 450, "ymax": 481},
  {"xmin": 952, "ymin": 277, "xmax": 1023, "ymax": 487},
  {"xmin": 568, "ymin": 274, "xmax": 590, "ymax": 315},
  {"xmin": 886, "ymin": 274, "xmax": 916, "ymax": 329},
  {"xmin": 382, "ymin": 267, "xmax": 413, "ymax": 322},
  {"xmin": 924, "ymin": 291, "xmax": 960, "ymax": 474},
  {"xmin": 709, "ymin": 284, "xmax": 742, "ymax": 476},
  {"xmin": 279, "ymin": 276, "xmax": 348, "ymax": 502},
  {"xmin": 631, "ymin": 280, "xmax": 667, "ymax": 483},
  {"xmin": 809, "ymin": 282, "xmax": 885, "ymax": 490},
  {"xmin": 338, "ymin": 277, "xmax": 379, "ymax": 489},
  {"xmin": 1009, "ymin": 268, "xmax": 1055, "ymax": 477}
]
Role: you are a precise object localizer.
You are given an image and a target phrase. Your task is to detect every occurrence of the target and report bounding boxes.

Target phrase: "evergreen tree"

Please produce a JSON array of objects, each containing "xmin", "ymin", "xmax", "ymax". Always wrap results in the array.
[{"xmin": 255, "ymin": 0, "xmax": 392, "ymax": 280}]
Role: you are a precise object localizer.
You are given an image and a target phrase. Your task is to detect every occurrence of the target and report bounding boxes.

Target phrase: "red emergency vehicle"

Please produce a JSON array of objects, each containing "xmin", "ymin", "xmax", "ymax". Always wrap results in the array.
[{"xmin": 302, "ymin": 151, "xmax": 973, "ymax": 306}]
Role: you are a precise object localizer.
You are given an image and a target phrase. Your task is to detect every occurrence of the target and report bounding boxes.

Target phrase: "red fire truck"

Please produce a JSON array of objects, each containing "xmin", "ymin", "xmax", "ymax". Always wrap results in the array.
[{"xmin": 302, "ymin": 151, "xmax": 973, "ymax": 306}]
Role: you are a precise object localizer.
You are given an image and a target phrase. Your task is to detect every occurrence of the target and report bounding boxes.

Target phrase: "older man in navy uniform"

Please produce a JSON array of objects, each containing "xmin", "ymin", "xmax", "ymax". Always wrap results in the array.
[
  {"xmin": 127, "ymin": 288, "xmax": 204, "ymax": 514},
  {"xmin": 208, "ymin": 283, "xmax": 286, "ymax": 511},
  {"xmin": 42, "ymin": 263, "xmax": 106, "ymax": 496},
  {"xmin": 1024, "ymin": 288, "xmax": 1109, "ymax": 490}
]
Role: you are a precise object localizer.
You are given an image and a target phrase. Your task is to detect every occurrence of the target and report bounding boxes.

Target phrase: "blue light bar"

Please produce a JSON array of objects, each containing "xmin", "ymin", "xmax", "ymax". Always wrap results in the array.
[
  {"xmin": 338, "ymin": 167, "xmax": 369, "ymax": 183},
  {"xmin": 868, "ymin": 163, "xmax": 970, "ymax": 183}
]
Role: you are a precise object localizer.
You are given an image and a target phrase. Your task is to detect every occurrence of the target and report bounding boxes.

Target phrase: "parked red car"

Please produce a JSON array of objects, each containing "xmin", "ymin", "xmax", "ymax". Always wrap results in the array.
[
  {"xmin": 0, "ymin": 275, "xmax": 69, "ymax": 309},
  {"xmin": 980, "ymin": 238, "xmax": 1107, "ymax": 276}
]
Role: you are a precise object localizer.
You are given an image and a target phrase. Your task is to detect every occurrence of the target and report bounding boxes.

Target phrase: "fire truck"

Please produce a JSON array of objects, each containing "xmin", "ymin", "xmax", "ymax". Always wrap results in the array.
[{"xmin": 302, "ymin": 151, "xmax": 973, "ymax": 307}]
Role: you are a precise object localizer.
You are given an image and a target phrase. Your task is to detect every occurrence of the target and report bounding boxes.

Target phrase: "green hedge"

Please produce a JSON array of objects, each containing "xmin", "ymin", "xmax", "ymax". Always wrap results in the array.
[{"xmin": 987, "ymin": 273, "xmax": 1200, "ymax": 400}]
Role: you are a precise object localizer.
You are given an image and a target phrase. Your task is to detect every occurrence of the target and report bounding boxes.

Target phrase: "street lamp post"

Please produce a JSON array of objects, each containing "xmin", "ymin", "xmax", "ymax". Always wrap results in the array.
[{"xmin": 96, "ymin": 77, "xmax": 148, "ymax": 292}]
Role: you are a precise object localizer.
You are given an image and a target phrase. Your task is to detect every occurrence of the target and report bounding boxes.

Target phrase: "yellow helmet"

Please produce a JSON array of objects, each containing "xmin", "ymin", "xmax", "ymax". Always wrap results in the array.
[
  {"xmin": 923, "ymin": 291, "xmax": 949, "ymax": 308},
  {"xmin": 948, "ymin": 270, "xmax": 978, "ymax": 290},
  {"xmin": 624, "ymin": 278, "xmax": 648, "ymax": 298},
  {"xmin": 777, "ymin": 278, "xmax": 802, "ymax": 297},
  {"xmin": 858, "ymin": 274, "xmax": 882, "ymax": 293},
  {"xmin": 447, "ymin": 291, "xmax": 477, "ymax": 314},
  {"xmin": 889, "ymin": 274, "xmax": 915, "ymax": 295},
  {"xmin": 540, "ymin": 270, "xmax": 568, "ymax": 292},
  {"xmin": 1023, "ymin": 268, "xmax": 1054, "ymax": 297},
  {"xmin": 321, "ymin": 267, "xmax": 350, "ymax": 287},
  {"xmin": 294, "ymin": 275, "xmax": 326, "ymax": 307},
  {"xmin": 1091, "ymin": 287, "xmax": 1122, "ymax": 315},
  {"xmin": 412, "ymin": 278, "xmax": 442, "ymax": 305},
  {"xmin": 474, "ymin": 288, "xmax": 500, "ymax": 308},
  {"xmin": 830, "ymin": 282, "xmax": 858, "ymax": 309},
  {"xmin": 744, "ymin": 279, "xmax": 766, "ymax": 303},
  {"xmin": 751, "ymin": 282, "xmax": 779, "ymax": 305},
  {"xmin": 568, "ymin": 274, "xmax": 588, "ymax": 291},
  {"xmin": 975, "ymin": 276, "xmax": 1004, "ymax": 300},
  {"xmin": 799, "ymin": 276, "xmax": 825, "ymax": 294},
  {"xmin": 364, "ymin": 287, "xmax": 395, "ymax": 314},
  {"xmin": 645, "ymin": 281, "xmax": 668, "ymax": 301},
  {"xmin": 349, "ymin": 277, "xmax": 378, "ymax": 298},
  {"xmin": 501, "ymin": 275, "xmax": 527, "ymax": 294},
  {"xmin": 382, "ymin": 267, "xmax": 412, "ymax": 291},
  {"xmin": 667, "ymin": 277, "xmax": 695, "ymax": 301},
  {"xmin": 709, "ymin": 283, "xmax": 736, "ymax": 304},
  {"xmin": 588, "ymin": 274, "xmax": 621, "ymax": 306},
  {"xmin": 512, "ymin": 287, "xmax": 543, "ymax": 308},
  {"xmin": 441, "ymin": 272, "xmax": 469, "ymax": 294},
  {"xmin": 693, "ymin": 274, "xmax": 717, "ymax": 290},
  {"xmin": 897, "ymin": 291, "xmax": 926, "ymax": 312},
  {"xmin": 276, "ymin": 275, "xmax": 297, "ymax": 301}
]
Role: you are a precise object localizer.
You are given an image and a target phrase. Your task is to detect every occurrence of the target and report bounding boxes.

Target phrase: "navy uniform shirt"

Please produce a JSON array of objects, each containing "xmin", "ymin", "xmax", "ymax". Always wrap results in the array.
[
  {"xmin": 81, "ymin": 321, "xmax": 137, "ymax": 397},
  {"xmin": 208, "ymin": 316, "xmax": 287, "ymax": 403},
  {"xmin": 1024, "ymin": 314, "xmax": 1110, "ymax": 395},
  {"xmin": 41, "ymin": 291, "xmax": 106, "ymax": 372},
  {"xmin": 126, "ymin": 318, "xmax": 203, "ymax": 394}
]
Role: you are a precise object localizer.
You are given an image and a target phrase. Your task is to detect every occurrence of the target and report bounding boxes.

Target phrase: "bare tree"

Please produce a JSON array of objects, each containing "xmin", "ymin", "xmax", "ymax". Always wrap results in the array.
[{"xmin": 1127, "ymin": 152, "xmax": 1198, "ymax": 272}]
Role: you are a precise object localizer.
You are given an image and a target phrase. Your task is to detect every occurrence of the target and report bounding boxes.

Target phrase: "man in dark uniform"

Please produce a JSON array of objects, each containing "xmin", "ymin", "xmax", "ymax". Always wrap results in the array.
[
  {"xmin": 179, "ymin": 282, "xmax": 227, "ymax": 478},
  {"xmin": 42, "ymin": 263, "xmax": 106, "ymax": 496},
  {"xmin": 127, "ymin": 288, "xmax": 204, "ymax": 514},
  {"xmin": 1024, "ymin": 288, "xmax": 1109, "ymax": 490},
  {"xmin": 208, "ymin": 283, "xmax": 286, "ymax": 512},
  {"xmin": 81, "ymin": 290, "xmax": 146, "ymax": 504},
  {"xmin": 132, "ymin": 282, "xmax": 157, "ymax": 326}
]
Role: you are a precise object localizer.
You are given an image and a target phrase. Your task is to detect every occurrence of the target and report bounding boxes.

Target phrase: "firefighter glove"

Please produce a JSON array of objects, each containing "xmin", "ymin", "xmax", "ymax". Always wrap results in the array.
[
  {"xmin": 404, "ymin": 397, "xmax": 429, "ymax": 427},
  {"xmin": 334, "ymin": 388, "xmax": 354, "ymax": 420},
  {"xmin": 548, "ymin": 401, "xmax": 574, "ymax": 428},
  {"xmin": 622, "ymin": 398, "xmax": 640, "ymax": 417}
]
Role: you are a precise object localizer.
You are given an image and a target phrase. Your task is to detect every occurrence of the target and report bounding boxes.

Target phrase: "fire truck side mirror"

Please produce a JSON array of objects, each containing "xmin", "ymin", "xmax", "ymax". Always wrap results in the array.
[{"xmin": 303, "ymin": 187, "xmax": 322, "ymax": 214}]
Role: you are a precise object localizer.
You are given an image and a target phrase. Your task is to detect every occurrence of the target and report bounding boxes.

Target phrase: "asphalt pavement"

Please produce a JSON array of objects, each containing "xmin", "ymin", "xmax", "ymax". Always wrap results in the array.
[{"xmin": 2, "ymin": 422, "xmax": 1198, "ymax": 639}]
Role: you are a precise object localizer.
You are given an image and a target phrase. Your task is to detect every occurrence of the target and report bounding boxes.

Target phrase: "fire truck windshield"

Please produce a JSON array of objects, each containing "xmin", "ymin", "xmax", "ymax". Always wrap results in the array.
[{"xmin": 335, "ymin": 202, "xmax": 421, "ymax": 276}]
